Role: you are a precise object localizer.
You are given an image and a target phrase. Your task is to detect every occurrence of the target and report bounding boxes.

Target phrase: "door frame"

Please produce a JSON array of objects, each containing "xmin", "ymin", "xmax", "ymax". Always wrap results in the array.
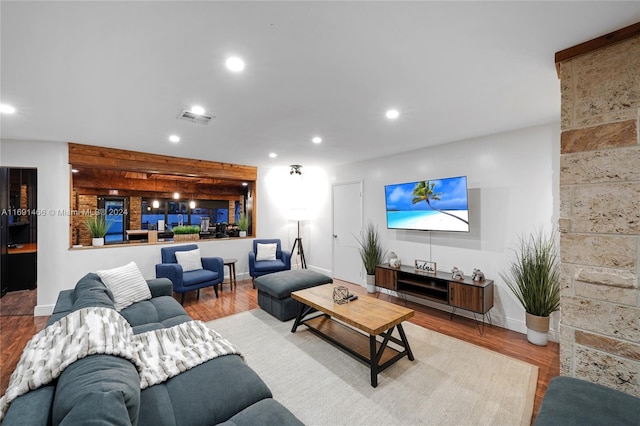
[
  {"xmin": 98, "ymin": 196, "xmax": 130, "ymax": 243},
  {"xmin": 331, "ymin": 180, "xmax": 364, "ymax": 285}
]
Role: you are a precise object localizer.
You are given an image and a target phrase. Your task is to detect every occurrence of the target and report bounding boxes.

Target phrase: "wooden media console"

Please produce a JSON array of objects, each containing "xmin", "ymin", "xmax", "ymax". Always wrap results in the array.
[{"xmin": 375, "ymin": 263, "xmax": 494, "ymax": 334}]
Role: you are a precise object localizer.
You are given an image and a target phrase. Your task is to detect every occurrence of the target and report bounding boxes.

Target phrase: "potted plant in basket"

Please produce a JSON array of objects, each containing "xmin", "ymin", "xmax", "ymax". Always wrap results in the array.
[
  {"xmin": 500, "ymin": 230, "xmax": 560, "ymax": 346},
  {"xmin": 84, "ymin": 214, "xmax": 113, "ymax": 247},
  {"xmin": 355, "ymin": 223, "xmax": 386, "ymax": 293},
  {"xmin": 172, "ymin": 225, "xmax": 201, "ymax": 242},
  {"xmin": 237, "ymin": 213, "xmax": 249, "ymax": 237}
]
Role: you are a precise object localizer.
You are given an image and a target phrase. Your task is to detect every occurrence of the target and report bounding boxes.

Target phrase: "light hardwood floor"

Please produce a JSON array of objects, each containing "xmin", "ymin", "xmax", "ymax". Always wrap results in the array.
[{"xmin": 0, "ymin": 279, "xmax": 559, "ymax": 422}]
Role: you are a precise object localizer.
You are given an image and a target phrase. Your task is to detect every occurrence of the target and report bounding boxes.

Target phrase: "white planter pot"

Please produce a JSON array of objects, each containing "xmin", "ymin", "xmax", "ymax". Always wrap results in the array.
[
  {"xmin": 526, "ymin": 328, "xmax": 549, "ymax": 346},
  {"xmin": 366, "ymin": 274, "xmax": 376, "ymax": 293},
  {"xmin": 92, "ymin": 237, "xmax": 104, "ymax": 247},
  {"xmin": 525, "ymin": 313, "xmax": 550, "ymax": 346},
  {"xmin": 239, "ymin": 231, "xmax": 247, "ymax": 238}
]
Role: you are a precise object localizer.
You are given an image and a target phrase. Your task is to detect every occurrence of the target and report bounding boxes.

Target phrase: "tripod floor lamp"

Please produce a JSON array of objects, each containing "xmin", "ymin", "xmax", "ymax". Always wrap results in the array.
[
  {"xmin": 291, "ymin": 219, "xmax": 307, "ymax": 269},
  {"xmin": 289, "ymin": 165, "xmax": 307, "ymax": 269}
]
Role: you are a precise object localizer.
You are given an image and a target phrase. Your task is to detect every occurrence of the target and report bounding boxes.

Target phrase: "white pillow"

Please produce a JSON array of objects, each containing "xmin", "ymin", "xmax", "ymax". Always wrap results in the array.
[
  {"xmin": 256, "ymin": 243, "xmax": 277, "ymax": 261},
  {"xmin": 97, "ymin": 261, "xmax": 151, "ymax": 311},
  {"xmin": 175, "ymin": 248, "xmax": 203, "ymax": 272}
]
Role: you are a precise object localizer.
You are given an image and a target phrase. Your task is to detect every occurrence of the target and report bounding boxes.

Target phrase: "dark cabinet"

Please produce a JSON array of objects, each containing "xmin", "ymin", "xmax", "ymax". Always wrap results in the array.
[
  {"xmin": 449, "ymin": 281, "xmax": 493, "ymax": 314},
  {"xmin": 1, "ymin": 168, "xmax": 8, "ymax": 297},
  {"xmin": 7, "ymin": 244, "xmax": 37, "ymax": 291},
  {"xmin": 1, "ymin": 168, "xmax": 37, "ymax": 296}
]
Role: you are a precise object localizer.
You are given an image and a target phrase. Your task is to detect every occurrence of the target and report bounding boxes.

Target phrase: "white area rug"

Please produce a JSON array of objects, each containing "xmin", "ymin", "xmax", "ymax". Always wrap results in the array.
[{"xmin": 207, "ymin": 309, "xmax": 538, "ymax": 426}]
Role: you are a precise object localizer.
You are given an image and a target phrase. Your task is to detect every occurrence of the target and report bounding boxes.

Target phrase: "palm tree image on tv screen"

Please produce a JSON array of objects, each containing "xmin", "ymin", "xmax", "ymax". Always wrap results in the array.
[{"xmin": 384, "ymin": 176, "xmax": 469, "ymax": 232}]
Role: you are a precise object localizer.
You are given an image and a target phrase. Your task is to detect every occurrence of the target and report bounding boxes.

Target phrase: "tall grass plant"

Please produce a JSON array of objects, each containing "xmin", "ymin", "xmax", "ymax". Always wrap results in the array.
[{"xmin": 500, "ymin": 231, "xmax": 560, "ymax": 317}]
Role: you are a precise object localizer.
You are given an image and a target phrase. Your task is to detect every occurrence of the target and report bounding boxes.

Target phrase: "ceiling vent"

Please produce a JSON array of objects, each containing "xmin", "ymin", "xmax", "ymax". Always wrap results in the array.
[{"xmin": 177, "ymin": 110, "xmax": 215, "ymax": 125}]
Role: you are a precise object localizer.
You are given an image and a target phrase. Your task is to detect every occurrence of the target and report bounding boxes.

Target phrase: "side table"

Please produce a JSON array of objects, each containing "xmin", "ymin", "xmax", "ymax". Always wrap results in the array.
[{"xmin": 222, "ymin": 258, "xmax": 238, "ymax": 291}]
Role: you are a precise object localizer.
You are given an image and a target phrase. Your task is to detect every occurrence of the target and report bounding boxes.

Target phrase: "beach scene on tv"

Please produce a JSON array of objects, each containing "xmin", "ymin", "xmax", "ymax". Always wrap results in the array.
[{"xmin": 385, "ymin": 176, "xmax": 470, "ymax": 232}]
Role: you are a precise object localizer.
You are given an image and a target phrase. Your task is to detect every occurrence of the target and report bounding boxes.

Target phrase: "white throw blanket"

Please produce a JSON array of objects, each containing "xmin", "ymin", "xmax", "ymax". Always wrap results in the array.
[{"xmin": 0, "ymin": 307, "xmax": 240, "ymax": 421}]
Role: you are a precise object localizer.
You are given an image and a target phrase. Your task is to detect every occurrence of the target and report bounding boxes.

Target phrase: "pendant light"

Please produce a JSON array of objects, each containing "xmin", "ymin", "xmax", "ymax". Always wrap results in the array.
[
  {"xmin": 152, "ymin": 178, "xmax": 159, "ymax": 208},
  {"xmin": 173, "ymin": 178, "xmax": 180, "ymax": 199}
]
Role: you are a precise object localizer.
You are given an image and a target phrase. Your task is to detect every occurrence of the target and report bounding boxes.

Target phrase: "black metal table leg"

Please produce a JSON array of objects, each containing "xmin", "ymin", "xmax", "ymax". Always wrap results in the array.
[
  {"xmin": 396, "ymin": 323, "xmax": 414, "ymax": 361},
  {"xmin": 291, "ymin": 303, "xmax": 315, "ymax": 333},
  {"xmin": 369, "ymin": 335, "xmax": 378, "ymax": 387}
]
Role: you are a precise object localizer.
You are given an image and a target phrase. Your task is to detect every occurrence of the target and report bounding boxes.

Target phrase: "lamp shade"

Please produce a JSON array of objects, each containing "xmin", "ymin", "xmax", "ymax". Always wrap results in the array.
[{"xmin": 289, "ymin": 208, "xmax": 308, "ymax": 221}]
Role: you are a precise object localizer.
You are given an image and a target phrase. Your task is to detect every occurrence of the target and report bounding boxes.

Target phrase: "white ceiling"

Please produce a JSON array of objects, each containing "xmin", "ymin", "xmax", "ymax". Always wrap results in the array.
[{"xmin": 1, "ymin": 1, "xmax": 639, "ymax": 169}]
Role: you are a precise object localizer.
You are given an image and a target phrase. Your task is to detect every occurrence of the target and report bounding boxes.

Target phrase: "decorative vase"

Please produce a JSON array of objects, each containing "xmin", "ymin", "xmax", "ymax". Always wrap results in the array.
[
  {"xmin": 92, "ymin": 237, "xmax": 104, "ymax": 247},
  {"xmin": 366, "ymin": 274, "xmax": 376, "ymax": 293},
  {"xmin": 239, "ymin": 231, "xmax": 247, "ymax": 238},
  {"xmin": 388, "ymin": 252, "xmax": 401, "ymax": 268},
  {"xmin": 525, "ymin": 312, "xmax": 550, "ymax": 346}
]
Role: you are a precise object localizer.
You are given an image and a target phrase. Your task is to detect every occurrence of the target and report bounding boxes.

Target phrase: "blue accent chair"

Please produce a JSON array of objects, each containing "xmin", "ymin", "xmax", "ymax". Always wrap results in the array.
[
  {"xmin": 156, "ymin": 244, "xmax": 224, "ymax": 304},
  {"xmin": 249, "ymin": 239, "xmax": 292, "ymax": 286}
]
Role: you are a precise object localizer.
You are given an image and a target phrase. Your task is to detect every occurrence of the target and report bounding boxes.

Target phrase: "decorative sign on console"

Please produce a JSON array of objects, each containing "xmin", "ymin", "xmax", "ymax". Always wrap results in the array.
[{"xmin": 414, "ymin": 259, "xmax": 436, "ymax": 274}]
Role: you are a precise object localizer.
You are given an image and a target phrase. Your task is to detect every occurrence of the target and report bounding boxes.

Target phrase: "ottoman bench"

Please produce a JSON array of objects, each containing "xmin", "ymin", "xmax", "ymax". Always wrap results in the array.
[{"xmin": 254, "ymin": 269, "xmax": 333, "ymax": 321}]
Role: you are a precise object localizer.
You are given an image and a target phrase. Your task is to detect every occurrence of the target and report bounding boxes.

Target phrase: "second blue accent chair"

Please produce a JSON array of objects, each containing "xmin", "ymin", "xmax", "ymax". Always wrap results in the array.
[
  {"xmin": 249, "ymin": 239, "xmax": 292, "ymax": 285},
  {"xmin": 156, "ymin": 244, "xmax": 224, "ymax": 304}
]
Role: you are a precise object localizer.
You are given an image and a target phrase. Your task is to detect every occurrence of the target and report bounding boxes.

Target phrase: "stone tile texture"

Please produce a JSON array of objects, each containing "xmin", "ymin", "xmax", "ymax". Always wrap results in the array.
[
  {"xmin": 560, "ymin": 145, "xmax": 640, "ymax": 185},
  {"xmin": 560, "ymin": 234, "xmax": 636, "ymax": 269},
  {"xmin": 561, "ymin": 119, "xmax": 637, "ymax": 154},
  {"xmin": 574, "ymin": 345, "xmax": 640, "ymax": 397},
  {"xmin": 561, "ymin": 37, "xmax": 640, "ymax": 130},
  {"xmin": 571, "ymin": 182, "xmax": 640, "ymax": 234},
  {"xmin": 562, "ymin": 296, "xmax": 640, "ymax": 342}
]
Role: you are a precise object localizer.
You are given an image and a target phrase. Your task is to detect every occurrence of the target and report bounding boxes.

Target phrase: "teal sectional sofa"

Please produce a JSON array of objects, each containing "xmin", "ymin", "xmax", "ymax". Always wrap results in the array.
[
  {"xmin": 3, "ymin": 273, "xmax": 302, "ymax": 425},
  {"xmin": 535, "ymin": 376, "xmax": 640, "ymax": 426}
]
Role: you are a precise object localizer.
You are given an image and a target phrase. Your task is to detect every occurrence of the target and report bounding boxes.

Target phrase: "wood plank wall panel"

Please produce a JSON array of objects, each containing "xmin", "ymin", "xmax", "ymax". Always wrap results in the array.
[{"xmin": 69, "ymin": 143, "xmax": 257, "ymax": 181}]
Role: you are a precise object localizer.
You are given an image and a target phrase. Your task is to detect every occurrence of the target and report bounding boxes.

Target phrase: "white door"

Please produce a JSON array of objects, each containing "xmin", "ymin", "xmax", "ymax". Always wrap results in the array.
[{"xmin": 332, "ymin": 181, "xmax": 363, "ymax": 285}]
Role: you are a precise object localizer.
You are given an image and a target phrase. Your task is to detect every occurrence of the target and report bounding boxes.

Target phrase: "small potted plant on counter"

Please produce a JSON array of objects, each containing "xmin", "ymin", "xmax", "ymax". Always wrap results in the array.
[
  {"xmin": 84, "ymin": 214, "xmax": 113, "ymax": 247},
  {"xmin": 172, "ymin": 225, "xmax": 201, "ymax": 242},
  {"xmin": 237, "ymin": 213, "xmax": 249, "ymax": 237}
]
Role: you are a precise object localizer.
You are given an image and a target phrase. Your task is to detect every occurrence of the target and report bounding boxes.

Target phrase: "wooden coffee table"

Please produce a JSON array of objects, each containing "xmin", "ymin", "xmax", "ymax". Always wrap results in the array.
[{"xmin": 291, "ymin": 284, "xmax": 414, "ymax": 387}]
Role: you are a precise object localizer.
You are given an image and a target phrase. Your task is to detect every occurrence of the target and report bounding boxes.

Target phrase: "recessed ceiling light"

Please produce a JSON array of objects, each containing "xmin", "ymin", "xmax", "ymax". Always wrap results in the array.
[
  {"xmin": 386, "ymin": 109, "xmax": 400, "ymax": 119},
  {"xmin": 71, "ymin": 169, "xmax": 79, "ymax": 173},
  {"xmin": 242, "ymin": 182, "xmax": 248, "ymax": 187},
  {"xmin": 0, "ymin": 104, "xmax": 16, "ymax": 114},
  {"xmin": 173, "ymin": 192, "xmax": 180, "ymax": 199},
  {"xmin": 312, "ymin": 136, "xmax": 322, "ymax": 144},
  {"xmin": 190, "ymin": 105, "xmax": 205, "ymax": 116},
  {"xmin": 225, "ymin": 56, "xmax": 245, "ymax": 72},
  {"xmin": 269, "ymin": 153, "xmax": 277, "ymax": 158},
  {"xmin": 169, "ymin": 135, "xmax": 180, "ymax": 143}
]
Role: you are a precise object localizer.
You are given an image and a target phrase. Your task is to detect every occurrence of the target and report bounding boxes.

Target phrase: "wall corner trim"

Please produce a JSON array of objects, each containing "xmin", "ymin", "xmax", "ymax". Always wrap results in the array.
[{"xmin": 554, "ymin": 21, "xmax": 640, "ymax": 77}]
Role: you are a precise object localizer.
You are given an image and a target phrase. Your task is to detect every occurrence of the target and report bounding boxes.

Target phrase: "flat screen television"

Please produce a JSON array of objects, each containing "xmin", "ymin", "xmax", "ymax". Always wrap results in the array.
[{"xmin": 384, "ymin": 176, "xmax": 469, "ymax": 232}]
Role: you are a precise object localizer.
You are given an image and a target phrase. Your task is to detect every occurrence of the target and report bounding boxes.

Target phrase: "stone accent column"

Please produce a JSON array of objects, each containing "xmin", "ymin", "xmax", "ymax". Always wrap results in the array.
[
  {"xmin": 228, "ymin": 199, "xmax": 235, "ymax": 223},
  {"xmin": 77, "ymin": 195, "xmax": 98, "ymax": 246},
  {"xmin": 129, "ymin": 197, "xmax": 141, "ymax": 230},
  {"xmin": 19, "ymin": 184, "xmax": 28, "ymax": 223},
  {"xmin": 558, "ymin": 33, "xmax": 640, "ymax": 397}
]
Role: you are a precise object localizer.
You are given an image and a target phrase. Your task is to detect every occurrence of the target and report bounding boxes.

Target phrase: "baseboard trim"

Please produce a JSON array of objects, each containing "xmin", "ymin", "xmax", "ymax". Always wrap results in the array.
[{"xmin": 34, "ymin": 304, "xmax": 55, "ymax": 317}]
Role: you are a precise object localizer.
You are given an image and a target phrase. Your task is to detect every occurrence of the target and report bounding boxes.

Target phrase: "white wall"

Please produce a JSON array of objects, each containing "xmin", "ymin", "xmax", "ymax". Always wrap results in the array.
[
  {"xmin": 1, "ymin": 139, "xmax": 254, "ymax": 315},
  {"xmin": 257, "ymin": 165, "xmax": 332, "ymax": 274},
  {"xmin": 258, "ymin": 122, "xmax": 561, "ymax": 337}
]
